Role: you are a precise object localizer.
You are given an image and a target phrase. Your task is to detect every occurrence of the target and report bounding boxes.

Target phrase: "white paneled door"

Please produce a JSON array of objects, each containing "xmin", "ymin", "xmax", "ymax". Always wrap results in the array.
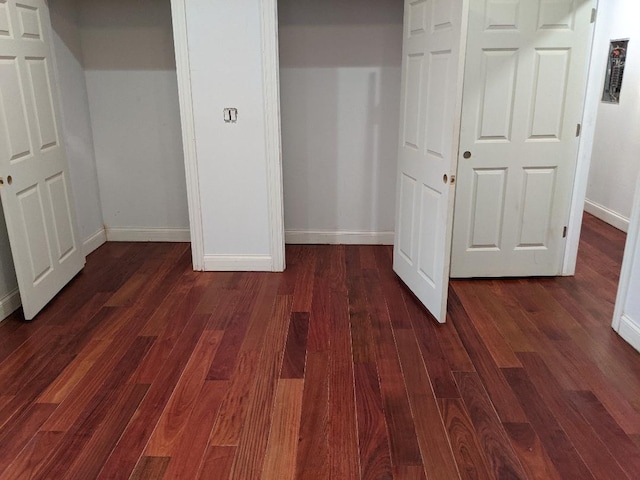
[
  {"xmin": 0, "ymin": 0, "xmax": 84, "ymax": 319},
  {"xmin": 451, "ymin": 0, "xmax": 594, "ymax": 277},
  {"xmin": 393, "ymin": 0, "xmax": 467, "ymax": 323}
]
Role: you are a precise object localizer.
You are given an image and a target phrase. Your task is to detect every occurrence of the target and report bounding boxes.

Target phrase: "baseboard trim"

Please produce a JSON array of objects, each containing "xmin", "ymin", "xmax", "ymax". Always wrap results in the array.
[
  {"xmin": 105, "ymin": 228, "xmax": 191, "ymax": 243},
  {"xmin": 83, "ymin": 228, "xmax": 107, "ymax": 256},
  {"xmin": 203, "ymin": 254, "xmax": 274, "ymax": 271},
  {"xmin": 617, "ymin": 314, "xmax": 640, "ymax": 353},
  {"xmin": 0, "ymin": 288, "xmax": 21, "ymax": 322},
  {"xmin": 285, "ymin": 230, "xmax": 394, "ymax": 245},
  {"xmin": 584, "ymin": 200, "xmax": 629, "ymax": 233}
]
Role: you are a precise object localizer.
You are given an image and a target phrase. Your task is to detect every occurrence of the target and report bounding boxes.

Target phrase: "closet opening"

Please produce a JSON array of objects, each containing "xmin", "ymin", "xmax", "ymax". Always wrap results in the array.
[
  {"xmin": 51, "ymin": 0, "xmax": 190, "ymax": 244},
  {"xmin": 0, "ymin": 0, "xmax": 190, "ymax": 320},
  {"xmin": 278, "ymin": 0, "xmax": 404, "ymax": 245}
]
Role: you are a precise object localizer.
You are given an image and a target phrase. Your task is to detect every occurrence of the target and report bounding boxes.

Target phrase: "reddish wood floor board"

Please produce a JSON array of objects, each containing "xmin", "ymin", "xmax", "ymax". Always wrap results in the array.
[{"xmin": 0, "ymin": 215, "xmax": 637, "ymax": 479}]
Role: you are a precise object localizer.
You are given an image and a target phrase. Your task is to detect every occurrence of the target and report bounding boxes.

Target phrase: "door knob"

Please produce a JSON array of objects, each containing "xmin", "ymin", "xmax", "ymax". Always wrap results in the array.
[
  {"xmin": 463, "ymin": 151, "xmax": 471, "ymax": 159},
  {"xmin": 0, "ymin": 176, "xmax": 12, "ymax": 186}
]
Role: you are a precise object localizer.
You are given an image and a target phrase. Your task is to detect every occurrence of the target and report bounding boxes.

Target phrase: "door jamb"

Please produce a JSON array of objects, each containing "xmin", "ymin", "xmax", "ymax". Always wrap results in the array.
[
  {"xmin": 170, "ymin": 0, "xmax": 204, "ymax": 270},
  {"xmin": 562, "ymin": 0, "xmax": 600, "ymax": 275},
  {"xmin": 260, "ymin": 0, "xmax": 286, "ymax": 272}
]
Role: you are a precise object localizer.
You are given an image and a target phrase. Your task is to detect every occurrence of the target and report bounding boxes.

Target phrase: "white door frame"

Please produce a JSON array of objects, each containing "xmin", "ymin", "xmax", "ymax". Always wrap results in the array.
[
  {"xmin": 562, "ymin": 0, "xmax": 601, "ymax": 275},
  {"xmin": 170, "ymin": 0, "xmax": 204, "ymax": 271},
  {"xmin": 612, "ymin": 173, "xmax": 640, "ymax": 352},
  {"xmin": 169, "ymin": 0, "xmax": 286, "ymax": 272}
]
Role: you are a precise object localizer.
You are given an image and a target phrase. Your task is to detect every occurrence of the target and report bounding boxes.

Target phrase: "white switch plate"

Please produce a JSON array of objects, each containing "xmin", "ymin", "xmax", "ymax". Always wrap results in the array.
[{"xmin": 223, "ymin": 108, "xmax": 238, "ymax": 123}]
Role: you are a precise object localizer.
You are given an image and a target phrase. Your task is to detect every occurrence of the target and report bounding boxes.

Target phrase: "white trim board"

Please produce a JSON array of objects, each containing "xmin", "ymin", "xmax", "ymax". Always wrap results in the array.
[
  {"xmin": 170, "ymin": 0, "xmax": 205, "ymax": 271},
  {"xmin": 612, "ymin": 173, "xmax": 640, "ymax": 353},
  {"xmin": 105, "ymin": 228, "xmax": 191, "ymax": 243},
  {"xmin": 204, "ymin": 254, "xmax": 274, "ymax": 271},
  {"xmin": 0, "ymin": 288, "xmax": 21, "ymax": 322},
  {"xmin": 617, "ymin": 314, "xmax": 640, "ymax": 353},
  {"xmin": 584, "ymin": 200, "xmax": 630, "ymax": 233},
  {"xmin": 83, "ymin": 228, "xmax": 107, "ymax": 256},
  {"xmin": 285, "ymin": 230, "xmax": 394, "ymax": 245},
  {"xmin": 260, "ymin": 0, "xmax": 286, "ymax": 272},
  {"xmin": 562, "ymin": 0, "xmax": 600, "ymax": 276}
]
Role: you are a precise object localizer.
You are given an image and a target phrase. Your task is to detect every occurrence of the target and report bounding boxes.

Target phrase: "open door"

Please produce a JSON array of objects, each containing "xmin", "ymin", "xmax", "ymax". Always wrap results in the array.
[
  {"xmin": 393, "ymin": 0, "xmax": 468, "ymax": 323},
  {"xmin": 0, "ymin": 0, "xmax": 85, "ymax": 320},
  {"xmin": 450, "ymin": 0, "xmax": 595, "ymax": 278}
]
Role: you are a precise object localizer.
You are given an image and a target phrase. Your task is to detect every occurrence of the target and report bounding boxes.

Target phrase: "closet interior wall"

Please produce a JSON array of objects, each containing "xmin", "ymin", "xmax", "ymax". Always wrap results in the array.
[
  {"xmin": 279, "ymin": 0, "xmax": 404, "ymax": 243},
  {"xmin": 78, "ymin": 0, "xmax": 188, "ymax": 236}
]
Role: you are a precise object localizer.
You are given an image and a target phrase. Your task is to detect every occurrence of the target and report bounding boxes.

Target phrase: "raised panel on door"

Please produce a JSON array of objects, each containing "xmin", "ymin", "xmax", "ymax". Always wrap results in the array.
[
  {"xmin": 451, "ymin": 0, "xmax": 594, "ymax": 278},
  {"xmin": 468, "ymin": 168, "xmax": 507, "ymax": 250},
  {"xmin": 25, "ymin": 56, "xmax": 58, "ymax": 149},
  {"xmin": 0, "ymin": 1, "xmax": 11, "ymax": 38},
  {"xmin": 477, "ymin": 49, "xmax": 518, "ymax": 142},
  {"xmin": 393, "ymin": 0, "xmax": 467, "ymax": 323},
  {"xmin": 0, "ymin": 0, "xmax": 84, "ymax": 320},
  {"xmin": 528, "ymin": 48, "xmax": 571, "ymax": 139},
  {"xmin": 517, "ymin": 167, "xmax": 557, "ymax": 248},
  {"xmin": 0, "ymin": 56, "xmax": 32, "ymax": 163},
  {"xmin": 16, "ymin": 182, "xmax": 52, "ymax": 283}
]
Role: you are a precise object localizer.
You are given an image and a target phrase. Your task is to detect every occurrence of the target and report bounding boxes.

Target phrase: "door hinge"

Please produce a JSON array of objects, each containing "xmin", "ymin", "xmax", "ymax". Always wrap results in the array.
[
  {"xmin": 591, "ymin": 8, "xmax": 597, "ymax": 24},
  {"xmin": 576, "ymin": 123, "xmax": 581, "ymax": 137},
  {"xmin": 563, "ymin": 226, "xmax": 568, "ymax": 238}
]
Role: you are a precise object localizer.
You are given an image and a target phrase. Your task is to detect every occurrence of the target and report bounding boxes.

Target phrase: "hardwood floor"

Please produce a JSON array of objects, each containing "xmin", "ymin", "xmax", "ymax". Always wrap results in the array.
[{"xmin": 0, "ymin": 213, "xmax": 639, "ymax": 479}]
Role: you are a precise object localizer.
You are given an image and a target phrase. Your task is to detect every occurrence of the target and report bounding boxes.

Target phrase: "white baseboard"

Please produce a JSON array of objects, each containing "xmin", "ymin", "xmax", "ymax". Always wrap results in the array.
[
  {"xmin": 0, "ymin": 288, "xmax": 21, "ymax": 322},
  {"xmin": 584, "ymin": 200, "xmax": 629, "ymax": 233},
  {"xmin": 83, "ymin": 228, "xmax": 107, "ymax": 256},
  {"xmin": 105, "ymin": 228, "xmax": 191, "ymax": 243},
  {"xmin": 617, "ymin": 314, "xmax": 640, "ymax": 353},
  {"xmin": 203, "ymin": 254, "xmax": 274, "ymax": 271},
  {"xmin": 285, "ymin": 230, "xmax": 394, "ymax": 245}
]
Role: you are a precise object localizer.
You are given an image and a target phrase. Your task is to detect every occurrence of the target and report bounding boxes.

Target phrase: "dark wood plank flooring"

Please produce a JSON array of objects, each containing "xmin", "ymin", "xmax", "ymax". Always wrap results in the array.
[{"xmin": 0, "ymin": 213, "xmax": 639, "ymax": 479}]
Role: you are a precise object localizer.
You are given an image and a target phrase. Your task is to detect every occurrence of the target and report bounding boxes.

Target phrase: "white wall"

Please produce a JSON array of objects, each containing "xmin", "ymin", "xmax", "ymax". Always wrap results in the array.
[
  {"xmin": 585, "ymin": 0, "xmax": 640, "ymax": 232},
  {"xmin": 79, "ymin": 0, "xmax": 189, "ymax": 233},
  {"xmin": 279, "ymin": 0, "xmax": 402, "ymax": 242},
  {"xmin": 50, "ymin": 0, "xmax": 104, "ymax": 245},
  {"xmin": 185, "ymin": 0, "xmax": 272, "ymax": 258}
]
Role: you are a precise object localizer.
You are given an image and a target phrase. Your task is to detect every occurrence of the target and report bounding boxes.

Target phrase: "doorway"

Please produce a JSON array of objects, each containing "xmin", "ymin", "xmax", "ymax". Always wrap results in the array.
[
  {"xmin": 0, "ymin": 0, "xmax": 189, "ymax": 320},
  {"xmin": 278, "ymin": 0, "xmax": 403, "ymax": 245}
]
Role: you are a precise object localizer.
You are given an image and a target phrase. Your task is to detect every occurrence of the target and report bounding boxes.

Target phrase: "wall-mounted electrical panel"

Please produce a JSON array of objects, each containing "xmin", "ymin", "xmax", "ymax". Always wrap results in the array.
[{"xmin": 602, "ymin": 39, "xmax": 629, "ymax": 104}]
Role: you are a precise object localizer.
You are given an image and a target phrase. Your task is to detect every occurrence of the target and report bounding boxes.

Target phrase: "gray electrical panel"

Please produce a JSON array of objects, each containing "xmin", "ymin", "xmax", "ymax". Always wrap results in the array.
[{"xmin": 602, "ymin": 39, "xmax": 628, "ymax": 104}]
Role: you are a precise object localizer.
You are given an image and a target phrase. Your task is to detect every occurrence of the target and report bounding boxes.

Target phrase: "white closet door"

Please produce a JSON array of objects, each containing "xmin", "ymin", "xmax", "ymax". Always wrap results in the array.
[
  {"xmin": 393, "ymin": 0, "xmax": 467, "ymax": 323},
  {"xmin": 0, "ymin": 0, "xmax": 84, "ymax": 320},
  {"xmin": 451, "ymin": 0, "xmax": 595, "ymax": 277}
]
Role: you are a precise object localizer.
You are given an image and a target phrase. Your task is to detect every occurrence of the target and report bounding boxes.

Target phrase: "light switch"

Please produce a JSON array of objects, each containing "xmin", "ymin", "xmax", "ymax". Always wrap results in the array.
[{"xmin": 223, "ymin": 108, "xmax": 238, "ymax": 123}]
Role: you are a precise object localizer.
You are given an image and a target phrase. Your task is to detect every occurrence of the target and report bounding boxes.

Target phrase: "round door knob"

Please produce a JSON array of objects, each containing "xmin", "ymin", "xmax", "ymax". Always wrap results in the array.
[
  {"xmin": 443, "ymin": 174, "xmax": 448, "ymax": 184},
  {"xmin": 463, "ymin": 151, "xmax": 471, "ymax": 159},
  {"xmin": 6, "ymin": 175, "xmax": 11, "ymax": 185}
]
